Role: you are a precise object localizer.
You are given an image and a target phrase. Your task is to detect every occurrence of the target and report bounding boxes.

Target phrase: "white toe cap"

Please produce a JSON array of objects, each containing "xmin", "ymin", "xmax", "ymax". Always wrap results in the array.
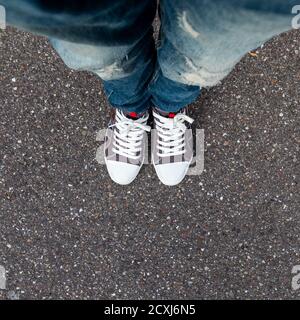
[
  {"xmin": 154, "ymin": 162, "xmax": 190, "ymax": 186},
  {"xmin": 105, "ymin": 160, "xmax": 141, "ymax": 185}
]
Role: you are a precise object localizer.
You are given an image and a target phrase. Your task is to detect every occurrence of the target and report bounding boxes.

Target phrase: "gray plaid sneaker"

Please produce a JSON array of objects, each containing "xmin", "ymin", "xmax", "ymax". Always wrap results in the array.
[
  {"xmin": 104, "ymin": 109, "xmax": 150, "ymax": 185},
  {"xmin": 152, "ymin": 108, "xmax": 194, "ymax": 186}
]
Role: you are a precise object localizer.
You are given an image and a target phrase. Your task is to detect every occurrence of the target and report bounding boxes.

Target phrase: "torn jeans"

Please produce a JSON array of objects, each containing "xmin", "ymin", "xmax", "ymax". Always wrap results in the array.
[{"xmin": 1, "ymin": 0, "xmax": 297, "ymax": 112}]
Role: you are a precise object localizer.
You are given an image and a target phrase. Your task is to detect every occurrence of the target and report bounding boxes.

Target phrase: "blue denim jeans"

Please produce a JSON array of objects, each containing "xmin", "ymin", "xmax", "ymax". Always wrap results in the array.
[{"xmin": 1, "ymin": 0, "xmax": 297, "ymax": 112}]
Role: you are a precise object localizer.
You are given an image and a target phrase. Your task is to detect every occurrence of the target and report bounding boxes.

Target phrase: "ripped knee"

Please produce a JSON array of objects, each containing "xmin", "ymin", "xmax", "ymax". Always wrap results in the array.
[
  {"xmin": 50, "ymin": 38, "xmax": 130, "ymax": 80},
  {"xmin": 160, "ymin": 53, "xmax": 233, "ymax": 88}
]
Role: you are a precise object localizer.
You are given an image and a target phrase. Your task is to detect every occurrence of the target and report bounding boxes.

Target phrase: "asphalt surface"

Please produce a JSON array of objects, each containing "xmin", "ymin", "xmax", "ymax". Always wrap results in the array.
[{"xmin": 0, "ymin": 27, "xmax": 299, "ymax": 300}]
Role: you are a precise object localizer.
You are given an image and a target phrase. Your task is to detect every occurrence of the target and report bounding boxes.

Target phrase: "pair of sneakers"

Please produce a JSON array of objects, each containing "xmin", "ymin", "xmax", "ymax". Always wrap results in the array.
[{"xmin": 104, "ymin": 107, "xmax": 194, "ymax": 186}]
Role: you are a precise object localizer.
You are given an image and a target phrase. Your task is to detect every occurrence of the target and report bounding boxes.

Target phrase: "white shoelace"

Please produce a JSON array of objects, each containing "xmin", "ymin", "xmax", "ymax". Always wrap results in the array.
[
  {"xmin": 154, "ymin": 111, "xmax": 194, "ymax": 158},
  {"xmin": 109, "ymin": 110, "xmax": 150, "ymax": 160}
]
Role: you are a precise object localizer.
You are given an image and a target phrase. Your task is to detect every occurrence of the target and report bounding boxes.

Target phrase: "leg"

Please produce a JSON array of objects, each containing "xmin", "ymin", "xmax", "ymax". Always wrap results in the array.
[
  {"xmin": 2, "ymin": 0, "xmax": 157, "ymax": 113},
  {"xmin": 150, "ymin": 0, "xmax": 297, "ymax": 112},
  {"xmin": 2, "ymin": 0, "xmax": 157, "ymax": 184},
  {"xmin": 51, "ymin": 31, "xmax": 156, "ymax": 113},
  {"xmin": 150, "ymin": 0, "xmax": 297, "ymax": 186}
]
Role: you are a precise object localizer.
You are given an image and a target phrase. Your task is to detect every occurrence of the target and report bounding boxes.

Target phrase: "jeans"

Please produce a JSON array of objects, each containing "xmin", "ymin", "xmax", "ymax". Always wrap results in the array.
[{"xmin": 1, "ymin": 0, "xmax": 296, "ymax": 113}]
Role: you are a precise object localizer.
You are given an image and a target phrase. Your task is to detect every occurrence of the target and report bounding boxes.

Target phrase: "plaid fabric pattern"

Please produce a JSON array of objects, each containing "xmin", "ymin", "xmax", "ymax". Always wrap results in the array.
[
  {"xmin": 104, "ymin": 111, "xmax": 147, "ymax": 166},
  {"xmin": 152, "ymin": 108, "xmax": 193, "ymax": 165}
]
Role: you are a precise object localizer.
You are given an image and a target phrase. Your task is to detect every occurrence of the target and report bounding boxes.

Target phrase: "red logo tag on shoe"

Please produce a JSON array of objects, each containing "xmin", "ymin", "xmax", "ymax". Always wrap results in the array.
[
  {"xmin": 168, "ymin": 113, "xmax": 175, "ymax": 118},
  {"xmin": 129, "ymin": 112, "xmax": 138, "ymax": 119}
]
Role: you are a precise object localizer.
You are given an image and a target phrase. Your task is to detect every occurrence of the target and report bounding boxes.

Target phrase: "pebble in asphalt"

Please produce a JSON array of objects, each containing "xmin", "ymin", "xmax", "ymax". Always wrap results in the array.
[{"xmin": 0, "ymin": 27, "xmax": 299, "ymax": 299}]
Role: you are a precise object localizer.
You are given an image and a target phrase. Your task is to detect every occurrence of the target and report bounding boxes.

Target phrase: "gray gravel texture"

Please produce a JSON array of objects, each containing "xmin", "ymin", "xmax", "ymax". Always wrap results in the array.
[{"xmin": 0, "ymin": 27, "xmax": 299, "ymax": 300}]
